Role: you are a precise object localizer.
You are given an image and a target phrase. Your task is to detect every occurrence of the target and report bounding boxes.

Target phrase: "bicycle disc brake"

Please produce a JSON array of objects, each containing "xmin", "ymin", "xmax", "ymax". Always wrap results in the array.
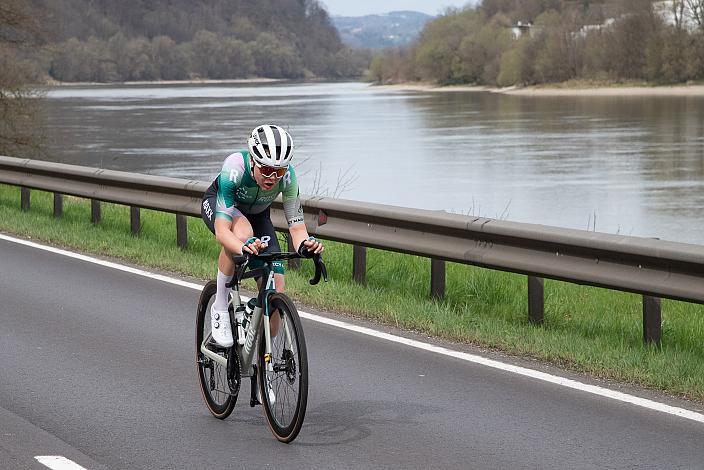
[{"xmin": 282, "ymin": 349, "xmax": 296, "ymax": 383}]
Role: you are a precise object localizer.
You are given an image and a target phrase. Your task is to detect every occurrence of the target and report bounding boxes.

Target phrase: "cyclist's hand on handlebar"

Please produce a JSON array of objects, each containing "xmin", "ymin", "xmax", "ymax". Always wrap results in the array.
[
  {"xmin": 298, "ymin": 236, "xmax": 323, "ymax": 258},
  {"xmin": 241, "ymin": 237, "xmax": 267, "ymax": 255}
]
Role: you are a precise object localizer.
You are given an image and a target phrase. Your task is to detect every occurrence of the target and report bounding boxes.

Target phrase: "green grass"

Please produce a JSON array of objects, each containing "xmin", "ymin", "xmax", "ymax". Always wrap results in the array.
[{"xmin": 2, "ymin": 184, "xmax": 704, "ymax": 402}]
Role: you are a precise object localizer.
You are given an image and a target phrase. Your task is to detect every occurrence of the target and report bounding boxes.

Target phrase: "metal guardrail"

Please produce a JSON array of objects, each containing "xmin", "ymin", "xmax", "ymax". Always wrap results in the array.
[{"xmin": 1, "ymin": 155, "xmax": 703, "ymax": 344}]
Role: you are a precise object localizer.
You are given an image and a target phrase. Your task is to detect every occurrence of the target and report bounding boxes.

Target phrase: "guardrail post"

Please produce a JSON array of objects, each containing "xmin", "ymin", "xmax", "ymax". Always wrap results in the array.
[
  {"xmin": 287, "ymin": 234, "xmax": 300, "ymax": 270},
  {"xmin": 176, "ymin": 214, "xmax": 187, "ymax": 249},
  {"xmin": 20, "ymin": 187, "xmax": 30, "ymax": 211},
  {"xmin": 130, "ymin": 207, "xmax": 141, "ymax": 236},
  {"xmin": 643, "ymin": 296, "xmax": 662, "ymax": 345},
  {"xmin": 353, "ymin": 245, "xmax": 366, "ymax": 284},
  {"xmin": 91, "ymin": 199, "xmax": 101, "ymax": 224},
  {"xmin": 53, "ymin": 193, "xmax": 63, "ymax": 217},
  {"xmin": 528, "ymin": 276, "xmax": 544, "ymax": 324},
  {"xmin": 431, "ymin": 258, "xmax": 445, "ymax": 299}
]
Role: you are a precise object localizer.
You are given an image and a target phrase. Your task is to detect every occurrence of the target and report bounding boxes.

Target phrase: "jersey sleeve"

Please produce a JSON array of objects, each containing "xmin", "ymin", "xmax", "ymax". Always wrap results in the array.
[
  {"xmin": 281, "ymin": 165, "xmax": 304, "ymax": 227},
  {"xmin": 215, "ymin": 153, "xmax": 245, "ymax": 222}
]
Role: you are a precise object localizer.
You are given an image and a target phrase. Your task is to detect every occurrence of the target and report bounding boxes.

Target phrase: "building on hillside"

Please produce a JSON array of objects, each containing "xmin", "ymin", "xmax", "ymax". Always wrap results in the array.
[
  {"xmin": 574, "ymin": 18, "xmax": 616, "ymax": 38},
  {"xmin": 511, "ymin": 21, "xmax": 533, "ymax": 38}
]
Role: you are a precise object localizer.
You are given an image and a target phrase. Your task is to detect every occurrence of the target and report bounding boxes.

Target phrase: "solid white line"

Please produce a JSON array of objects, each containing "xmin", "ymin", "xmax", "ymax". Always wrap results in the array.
[
  {"xmin": 0, "ymin": 233, "xmax": 203, "ymax": 291},
  {"xmin": 299, "ymin": 312, "xmax": 704, "ymax": 423},
  {"xmin": 3, "ymin": 232, "xmax": 703, "ymax": 425},
  {"xmin": 35, "ymin": 456, "xmax": 88, "ymax": 470}
]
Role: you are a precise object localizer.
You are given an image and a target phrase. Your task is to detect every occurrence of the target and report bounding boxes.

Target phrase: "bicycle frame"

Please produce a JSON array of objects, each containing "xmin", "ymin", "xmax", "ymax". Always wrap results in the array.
[
  {"xmin": 199, "ymin": 262, "xmax": 296, "ymax": 378},
  {"xmin": 196, "ymin": 249, "xmax": 324, "ymax": 440}
]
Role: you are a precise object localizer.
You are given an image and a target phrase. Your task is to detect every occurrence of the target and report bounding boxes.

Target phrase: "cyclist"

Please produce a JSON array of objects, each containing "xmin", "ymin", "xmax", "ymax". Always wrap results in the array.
[{"xmin": 201, "ymin": 124, "xmax": 323, "ymax": 347}]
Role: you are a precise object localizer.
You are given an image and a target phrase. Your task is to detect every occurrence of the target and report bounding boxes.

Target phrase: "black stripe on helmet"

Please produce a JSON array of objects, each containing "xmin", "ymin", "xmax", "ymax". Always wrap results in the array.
[
  {"xmin": 251, "ymin": 145, "xmax": 264, "ymax": 160},
  {"xmin": 284, "ymin": 136, "xmax": 292, "ymax": 160},
  {"xmin": 272, "ymin": 126, "xmax": 282, "ymax": 162},
  {"xmin": 257, "ymin": 127, "xmax": 268, "ymax": 146}
]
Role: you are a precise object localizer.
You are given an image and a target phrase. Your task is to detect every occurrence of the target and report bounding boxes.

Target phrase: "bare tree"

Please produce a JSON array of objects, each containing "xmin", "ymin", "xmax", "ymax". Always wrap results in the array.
[
  {"xmin": 306, "ymin": 162, "xmax": 358, "ymax": 199},
  {"xmin": 0, "ymin": 0, "xmax": 45, "ymax": 156},
  {"xmin": 669, "ymin": 0, "xmax": 704, "ymax": 30},
  {"xmin": 671, "ymin": 0, "xmax": 687, "ymax": 29},
  {"xmin": 685, "ymin": 0, "xmax": 704, "ymax": 29},
  {"xmin": 0, "ymin": 1, "xmax": 42, "ymax": 45}
]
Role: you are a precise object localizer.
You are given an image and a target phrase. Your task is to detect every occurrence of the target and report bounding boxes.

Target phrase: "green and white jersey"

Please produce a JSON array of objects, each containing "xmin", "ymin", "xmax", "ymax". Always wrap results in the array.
[{"xmin": 210, "ymin": 150, "xmax": 304, "ymax": 227}]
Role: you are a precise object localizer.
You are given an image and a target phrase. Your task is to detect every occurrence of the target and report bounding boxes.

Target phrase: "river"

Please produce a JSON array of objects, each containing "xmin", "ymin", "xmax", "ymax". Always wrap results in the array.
[{"xmin": 39, "ymin": 81, "xmax": 704, "ymax": 244}]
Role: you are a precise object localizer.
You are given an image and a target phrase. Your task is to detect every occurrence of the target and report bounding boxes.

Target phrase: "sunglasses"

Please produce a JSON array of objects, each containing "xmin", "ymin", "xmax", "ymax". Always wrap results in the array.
[{"xmin": 255, "ymin": 162, "xmax": 288, "ymax": 178}]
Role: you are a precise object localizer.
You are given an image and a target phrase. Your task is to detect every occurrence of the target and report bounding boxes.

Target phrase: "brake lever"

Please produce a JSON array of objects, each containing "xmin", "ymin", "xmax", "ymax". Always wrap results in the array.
[
  {"xmin": 319, "ymin": 257, "xmax": 328, "ymax": 282},
  {"xmin": 309, "ymin": 254, "xmax": 328, "ymax": 285}
]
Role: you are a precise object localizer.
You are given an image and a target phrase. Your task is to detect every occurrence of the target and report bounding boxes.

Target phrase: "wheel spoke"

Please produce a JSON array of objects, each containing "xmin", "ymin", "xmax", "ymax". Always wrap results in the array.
[{"xmin": 266, "ymin": 307, "xmax": 301, "ymax": 426}]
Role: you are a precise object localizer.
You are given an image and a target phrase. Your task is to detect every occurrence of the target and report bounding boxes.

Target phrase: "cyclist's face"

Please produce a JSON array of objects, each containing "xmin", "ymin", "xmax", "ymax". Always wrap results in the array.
[{"xmin": 252, "ymin": 163, "xmax": 280, "ymax": 190}]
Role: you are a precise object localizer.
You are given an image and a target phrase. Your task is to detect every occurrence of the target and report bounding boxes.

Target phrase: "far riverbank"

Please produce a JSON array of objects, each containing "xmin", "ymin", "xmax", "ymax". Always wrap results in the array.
[
  {"xmin": 42, "ymin": 77, "xmax": 284, "ymax": 87},
  {"xmin": 377, "ymin": 82, "xmax": 704, "ymax": 97},
  {"xmin": 42, "ymin": 78, "xmax": 704, "ymax": 97}
]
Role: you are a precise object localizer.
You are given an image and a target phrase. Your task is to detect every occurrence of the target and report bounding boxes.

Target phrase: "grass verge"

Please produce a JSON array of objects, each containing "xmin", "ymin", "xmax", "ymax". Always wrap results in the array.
[{"xmin": 2, "ymin": 184, "xmax": 704, "ymax": 402}]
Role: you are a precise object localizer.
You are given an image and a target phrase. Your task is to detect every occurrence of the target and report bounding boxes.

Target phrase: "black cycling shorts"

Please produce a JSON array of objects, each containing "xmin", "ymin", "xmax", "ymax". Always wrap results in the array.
[{"xmin": 201, "ymin": 188, "xmax": 284, "ymax": 274}]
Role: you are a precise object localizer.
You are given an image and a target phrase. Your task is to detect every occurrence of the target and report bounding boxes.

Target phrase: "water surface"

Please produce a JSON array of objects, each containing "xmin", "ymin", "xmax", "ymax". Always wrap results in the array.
[{"xmin": 40, "ymin": 82, "xmax": 704, "ymax": 244}]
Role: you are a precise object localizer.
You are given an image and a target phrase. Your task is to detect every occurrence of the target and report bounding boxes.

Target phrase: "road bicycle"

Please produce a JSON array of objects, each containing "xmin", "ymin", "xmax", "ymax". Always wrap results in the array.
[{"xmin": 195, "ymin": 250, "xmax": 327, "ymax": 443}]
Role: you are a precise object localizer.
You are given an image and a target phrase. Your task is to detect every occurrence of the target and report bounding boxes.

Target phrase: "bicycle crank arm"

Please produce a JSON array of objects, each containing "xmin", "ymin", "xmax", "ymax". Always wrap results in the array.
[{"xmin": 200, "ymin": 342, "xmax": 227, "ymax": 367}]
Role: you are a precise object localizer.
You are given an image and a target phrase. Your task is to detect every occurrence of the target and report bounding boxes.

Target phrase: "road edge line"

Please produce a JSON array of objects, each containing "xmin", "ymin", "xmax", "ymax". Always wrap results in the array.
[{"xmin": 2, "ymin": 232, "xmax": 703, "ymax": 425}]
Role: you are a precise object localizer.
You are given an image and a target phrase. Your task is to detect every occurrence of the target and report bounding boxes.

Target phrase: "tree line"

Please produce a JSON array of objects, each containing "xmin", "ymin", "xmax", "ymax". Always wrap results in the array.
[
  {"xmin": 0, "ymin": 0, "xmax": 44, "ymax": 156},
  {"xmin": 15, "ymin": 0, "xmax": 370, "ymax": 82},
  {"xmin": 44, "ymin": 31, "xmax": 368, "ymax": 82},
  {"xmin": 369, "ymin": 0, "xmax": 704, "ymax": 86}
]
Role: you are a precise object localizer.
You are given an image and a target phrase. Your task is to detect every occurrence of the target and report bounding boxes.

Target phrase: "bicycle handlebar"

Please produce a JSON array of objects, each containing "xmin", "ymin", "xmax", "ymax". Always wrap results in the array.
[{"xmin": 231, "ymin": 251, "xmax": 328, "ymax": 285}]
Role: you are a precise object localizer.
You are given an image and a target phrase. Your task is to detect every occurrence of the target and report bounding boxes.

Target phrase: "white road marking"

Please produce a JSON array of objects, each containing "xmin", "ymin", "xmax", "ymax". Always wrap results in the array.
[
  {"xmin": 2, "ymin": 232, "xmax": 703, "ymax": 424},
  {"xmin": 35, "ymin": 456, "xmax": 88, "ymax": 470},
  {"xmin": 0, "ymin": 233, "xmax": 203, "ymax": 291}
]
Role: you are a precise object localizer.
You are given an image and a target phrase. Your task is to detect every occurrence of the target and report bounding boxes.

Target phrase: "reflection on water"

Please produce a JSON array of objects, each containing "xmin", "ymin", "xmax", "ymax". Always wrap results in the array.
[{"xmin": 39, "ymin": 82, "xmax": 704, "ymax": 244}]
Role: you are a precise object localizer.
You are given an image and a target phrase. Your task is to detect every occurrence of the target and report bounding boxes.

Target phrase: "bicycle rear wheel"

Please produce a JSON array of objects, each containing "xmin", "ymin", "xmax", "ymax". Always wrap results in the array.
[
  {"xmin": 257, "ymin": 293, "xmax": 308, "ymax": 443},
  {"xmin": 196, "ymin": 280, "xmax": 237, "ymax": 419}
]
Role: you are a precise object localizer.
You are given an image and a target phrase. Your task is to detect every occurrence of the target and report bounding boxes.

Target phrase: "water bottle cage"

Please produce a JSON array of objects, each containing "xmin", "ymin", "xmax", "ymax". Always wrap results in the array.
[
  {"xmin": 241, "ymin": 311, "xmax": 252, "ymax": 329},
  {"xmin": 241, "ymin": 299, "xmax": 255, "ymax": 333}
]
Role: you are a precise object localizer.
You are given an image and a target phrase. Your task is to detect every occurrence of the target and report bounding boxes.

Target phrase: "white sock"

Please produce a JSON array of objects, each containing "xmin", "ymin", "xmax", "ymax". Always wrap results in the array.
[{"xmin": 214, "ymin": 270, "xmax": 232, "ymax": 310}]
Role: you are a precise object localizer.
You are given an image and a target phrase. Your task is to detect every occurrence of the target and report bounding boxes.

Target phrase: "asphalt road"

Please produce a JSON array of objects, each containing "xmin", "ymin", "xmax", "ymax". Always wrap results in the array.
[{"xmin": 1, "ymin": 236, "xmax": 704, "ymax": 469}]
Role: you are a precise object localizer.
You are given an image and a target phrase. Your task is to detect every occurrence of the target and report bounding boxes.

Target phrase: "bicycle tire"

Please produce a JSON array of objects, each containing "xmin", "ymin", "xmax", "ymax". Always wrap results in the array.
[
  {"xmin": 257, "ymin": 292, "xmax": 309, "ymax": 443},
  {"xmin": 196, "ymin": 280, "xmax": 237, "ymax": 419}
]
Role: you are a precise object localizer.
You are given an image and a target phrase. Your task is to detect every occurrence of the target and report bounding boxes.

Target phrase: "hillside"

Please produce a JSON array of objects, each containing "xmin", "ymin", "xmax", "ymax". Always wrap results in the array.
[
  {"xmin": 332, "ymin": 11, "xmax": 433, "ymax": 49},
  {"xmin": 31, "ymin": 0, "xmax": 370, "ymax": 81},
  {"xmin": 369, "ymin": 0, "xmax": 704, "ymax": 87}
]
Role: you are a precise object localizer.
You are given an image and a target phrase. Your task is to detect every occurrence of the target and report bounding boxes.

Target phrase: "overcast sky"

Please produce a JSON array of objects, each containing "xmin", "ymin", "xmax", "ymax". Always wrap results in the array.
[{"xmin": 320, "ymin": 0, "xmax": 476, "ymax": 17}]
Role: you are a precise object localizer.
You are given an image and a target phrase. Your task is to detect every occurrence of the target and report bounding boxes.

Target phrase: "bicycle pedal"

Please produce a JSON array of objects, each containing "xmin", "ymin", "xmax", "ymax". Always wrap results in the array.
[{"xmin": 207, "ymin": 339, "xmax": 229, "ymax": 352}]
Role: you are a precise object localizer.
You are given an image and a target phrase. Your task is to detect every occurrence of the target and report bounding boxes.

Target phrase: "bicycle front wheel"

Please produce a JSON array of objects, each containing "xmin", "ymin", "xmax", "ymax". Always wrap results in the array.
[
  {"xmin": 196, "ymin": 280, "xmax": 237, "ymax": 419},
  {"xmin": 258, "ymin": 293, "xmax": 308, "ymax": 443}
]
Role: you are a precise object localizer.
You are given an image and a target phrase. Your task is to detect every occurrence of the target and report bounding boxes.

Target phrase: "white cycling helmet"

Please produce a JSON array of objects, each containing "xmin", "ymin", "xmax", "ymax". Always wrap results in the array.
[{"xmin": 247, "ymin": 124, "xmax": 294, "ymax": 168}]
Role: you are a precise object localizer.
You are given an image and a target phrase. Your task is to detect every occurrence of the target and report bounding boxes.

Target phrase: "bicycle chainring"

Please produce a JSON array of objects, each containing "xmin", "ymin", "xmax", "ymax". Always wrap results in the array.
[{"xmin": 227, "ymin": 347, "xmax": 242, "ymax": 396}]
